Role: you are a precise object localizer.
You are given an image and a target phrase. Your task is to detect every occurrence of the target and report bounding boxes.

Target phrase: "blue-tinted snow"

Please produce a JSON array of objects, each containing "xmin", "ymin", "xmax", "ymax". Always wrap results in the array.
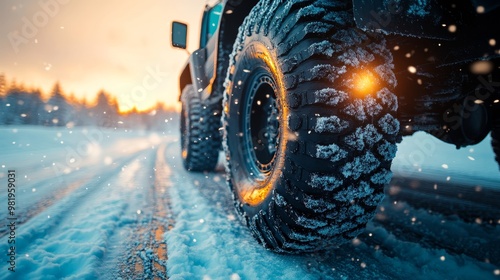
[
  {"xmin": 303, "ymin": 193, "xmax": 337, "ymax": 213},
  {"xmin": 308, "ymin": 64, "xmax": 345, "ymax": 83},
  {"xmin": 374, "ymin": 64, "xmax": 398, "ymax": 88},
  {"xmin": 345, "ymin": 124, "xmax": 383, "ymax": 151},
  {"xmin": 295, "ymin": 5, "xmax": 325, "ymax": 22},
  {"xmin": 314, "ymin": 88, "xmax": 348, "ymax": 106},
  {"xmin": 338, "ymin": 48, "xmax": 375, "ymax": 67},
  {"xmin": 315, "ymin": 115, "xmax": 349, "ymax": 133},
  {"xmin": 343, "ymin": 99, "xmax": 367, "ymax": 121},
  {"xmin": 393, "ymin": 131, "xmax": 500, "ymax": 187},
  {"xmin": 335, "ymin": 181, "xmax": 374, "ymax": 202},
  {"xmin": 377, "ymin": 88, "xmax": 398, "ymax": 112},
  {"xmin": 316, "ymin": 143, "xmax": 348, "ymax": 162},
  {"xmin": 165, "ymin": 170, "xmax": 321, "ymax": 279},
  {"xmin": 378, "ymin": 139, "xmax": 399, "ymax": 161},
  {"xmin": 309, "ymin": 173, "xmax": 344, "ymax": 191},
  {"xmin": 378, "ymin": 113, "xmax": 400, "ymax": 135},
  {"xmin": 309, "ymin": 41, "xmax": 336, "ymax": 57},
  {"xmin": 383, "ymin": 0, "xmax": 430, "ymax": 17},
  {"xmin": 1, "ymin": 126, "xmax": 498, "ymax": 279},
  {"xmin": 407, "ymin": 0, "xmax": 430, "ymax": 17},
  {"xmin": 341, "ymin": 152, "xmax": 380, "ymax": 180},
  {"xmin": 370, "ymin": 169, "xmax": 393, "ymax": 185},
  {"xmin": 0, "ymin": 126, "xmax": 169, "ymax": 279},
  {"xmin": 363, "ymin": 96, "xmax": 383, "ymax": 117}
]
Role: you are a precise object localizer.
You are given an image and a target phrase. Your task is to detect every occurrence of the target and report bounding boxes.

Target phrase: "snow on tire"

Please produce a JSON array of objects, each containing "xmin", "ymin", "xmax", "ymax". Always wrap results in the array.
[
  {"xmin": 223, "ymin": 0, "xmax": 399, "ymax": 253},
  {"xmin": 180, "ymin": 85, "xmax": 220, "ymax": 172}
]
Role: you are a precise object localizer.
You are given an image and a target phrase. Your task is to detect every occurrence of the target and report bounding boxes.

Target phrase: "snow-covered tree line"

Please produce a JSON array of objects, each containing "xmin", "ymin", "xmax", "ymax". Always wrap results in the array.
[{"xmin": 0, "ymin": 75, "xmax": 177, "ymax": 130}]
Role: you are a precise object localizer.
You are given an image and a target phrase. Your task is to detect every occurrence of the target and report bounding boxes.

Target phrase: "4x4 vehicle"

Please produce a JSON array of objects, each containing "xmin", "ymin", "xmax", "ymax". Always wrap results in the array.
[{"xmin": 171, "ymin": 0, "xmax": 499, "ymax": 253}]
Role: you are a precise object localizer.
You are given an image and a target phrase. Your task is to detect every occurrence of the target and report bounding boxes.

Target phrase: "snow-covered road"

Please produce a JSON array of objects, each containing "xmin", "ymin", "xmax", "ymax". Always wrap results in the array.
[{"xmin": 0, "ymin": 126, "xmax": 499, "ymax": 279}]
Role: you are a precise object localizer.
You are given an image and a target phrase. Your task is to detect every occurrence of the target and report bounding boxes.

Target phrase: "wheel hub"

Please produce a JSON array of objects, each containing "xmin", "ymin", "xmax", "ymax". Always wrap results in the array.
[{"xmin": 244, "ymin": 71, "xmax": 280, "ymax": 175}]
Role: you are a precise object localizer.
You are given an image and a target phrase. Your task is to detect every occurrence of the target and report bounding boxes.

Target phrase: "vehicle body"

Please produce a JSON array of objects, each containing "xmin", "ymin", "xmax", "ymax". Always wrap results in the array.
[{"xmin": 172, "ymin": 0, "xmax": 500, "ymax": 253}]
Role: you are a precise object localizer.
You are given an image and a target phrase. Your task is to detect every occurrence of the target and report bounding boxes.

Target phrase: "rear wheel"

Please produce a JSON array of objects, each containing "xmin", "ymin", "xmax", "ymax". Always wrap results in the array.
[
  {"xmin": 223, "ymin": 0, "xmax": 399, "ymax": 252},
  {"xmin": 180, "ymin": 85, "xmax": 220, "ymax": 172}
]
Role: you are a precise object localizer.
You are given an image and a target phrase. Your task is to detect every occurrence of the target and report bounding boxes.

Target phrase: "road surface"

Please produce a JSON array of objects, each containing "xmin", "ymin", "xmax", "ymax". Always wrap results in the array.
[{"xmin": 0, "ymin": 126, "xmax": 499, "ymax": 279}]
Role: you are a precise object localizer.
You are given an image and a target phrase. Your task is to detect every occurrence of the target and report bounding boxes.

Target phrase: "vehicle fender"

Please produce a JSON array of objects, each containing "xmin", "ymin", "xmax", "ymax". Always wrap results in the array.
[
  {"xmin": 189, "ymin": 49, "xmax": 209, "ymax": 96},
  {"xmin": 205, "ymin": 0, "xmax": 259, "ymax": 98},
  {"xmin": 179, "ymin": 48, "xmax": 210, "ymax": 101},
  {"xmin": 179, "ymin": 61, "xmax": 191, "ymax": 101}
]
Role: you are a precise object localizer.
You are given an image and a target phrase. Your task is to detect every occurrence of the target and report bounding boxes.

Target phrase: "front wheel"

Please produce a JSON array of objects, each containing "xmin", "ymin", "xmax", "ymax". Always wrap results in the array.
[{"xmin": 223, "ymin": 0, "xmax": 399, "ymax": 253}]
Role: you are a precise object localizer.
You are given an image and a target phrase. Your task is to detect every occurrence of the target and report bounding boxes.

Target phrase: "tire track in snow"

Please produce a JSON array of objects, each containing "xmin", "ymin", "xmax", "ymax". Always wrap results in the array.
[
  {"xmin": 117, "ymin": 142, "xmax": 175, "ymax": 279},
  {"xmin": 313, "ymin": 180, "xmax": 500, "ymax": 279},
  {"xmin": 0, "ymin": 147, "xmax": 160, "ymax": 279},
  {"xmin": 162, "ymin": 136, "xmax": 500, "ymax": 279},
  {"xmin": 365, "ymin": 177, "xmax": 500, "ymax": 266},
  {"xmin": 0, "ymin": 134, "xmax": 163, "ymax": 237},
  {"xmin": 0, "ymin": 152, "xmax": 140, "ymax": 239},
  {"xmin": 0, "ymin": 175, "xmax": 92, "ymax": 238},
  {"xmin": 148, "ymin": 143, "xmax": 175, "ymax": 275},
  {"xmin": 367, "ymin": 200, "xmax": 500, "ymax": 266},
  {"xmin": 1, "ymin": 151, "xmax": 143, "ymax": 250},
  {"xmin": 387, "ymin": 177, "xmax": 500, "ymax": 224}
]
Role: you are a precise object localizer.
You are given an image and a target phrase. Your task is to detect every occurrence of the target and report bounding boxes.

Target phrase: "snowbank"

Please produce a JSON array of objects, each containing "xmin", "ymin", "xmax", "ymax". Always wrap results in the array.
[{"xmin": 393, "ymin": 132, "xmax": 500, "ymax": 187}]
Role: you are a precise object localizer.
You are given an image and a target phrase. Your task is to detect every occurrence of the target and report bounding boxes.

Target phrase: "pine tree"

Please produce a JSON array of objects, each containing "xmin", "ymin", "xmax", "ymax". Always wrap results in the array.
[
  {"xmin": 24, "ymin": 89, "xmax": 43, "ymax": 125},
  {"xmin": 39, "ymin": 82, "xmax": 72, "ymax": 126},
  {"xmin": 3, "ymin": 88, "xmax": 21, "ymax": 125},
  {"xmin": 93, "ymin": 90, "xmax": 118, "ymax": 127},
  {"xmin": 0, "ymin": 76, "xmax": 5, "ymax": 125}
]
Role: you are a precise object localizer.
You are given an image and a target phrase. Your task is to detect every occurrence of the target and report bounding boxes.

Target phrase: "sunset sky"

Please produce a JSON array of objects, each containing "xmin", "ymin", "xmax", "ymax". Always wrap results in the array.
[{"xmin": 0, "ymin": 0, "xmax": 208, "ymax": 112}]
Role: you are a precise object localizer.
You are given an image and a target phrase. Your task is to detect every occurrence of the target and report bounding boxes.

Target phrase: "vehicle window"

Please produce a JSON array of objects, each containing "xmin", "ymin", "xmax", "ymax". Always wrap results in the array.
[{"xmin": 206, "ymin": 3, "xmax": 222, "ymax": 41}]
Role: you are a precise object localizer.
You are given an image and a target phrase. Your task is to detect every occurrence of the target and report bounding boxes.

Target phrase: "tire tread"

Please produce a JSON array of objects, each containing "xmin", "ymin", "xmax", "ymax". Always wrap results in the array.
[
  {"xmin": 181, "ymin": 86, "xmax": 220, "ymax": 172},
  {"xmin": 223, "ymin": 0, "xmax": 399, "ymax": 253}
]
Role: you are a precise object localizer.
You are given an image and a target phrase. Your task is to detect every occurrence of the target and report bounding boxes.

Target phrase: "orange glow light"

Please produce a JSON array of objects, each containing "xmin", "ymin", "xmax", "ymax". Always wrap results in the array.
[{"xmin": 353, "ymin": 70, "xmax": 377, "ymax": 96}]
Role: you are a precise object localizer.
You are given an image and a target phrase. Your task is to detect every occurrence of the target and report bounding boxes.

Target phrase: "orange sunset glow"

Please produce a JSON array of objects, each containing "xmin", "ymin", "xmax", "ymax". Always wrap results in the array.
[{"xmin": 0, "ymin": 0, "xmax": 207, "ymax": 112}]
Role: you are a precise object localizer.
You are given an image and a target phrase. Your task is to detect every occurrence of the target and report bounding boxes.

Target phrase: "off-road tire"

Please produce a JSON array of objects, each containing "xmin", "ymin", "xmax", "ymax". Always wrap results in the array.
[
  {"xmin": 223, "ymin": 0, "xmax": 399, "ymax": 253},
  {"xmin": 180, "ymin": 85, "xmax": 220, "ymax": 172}
]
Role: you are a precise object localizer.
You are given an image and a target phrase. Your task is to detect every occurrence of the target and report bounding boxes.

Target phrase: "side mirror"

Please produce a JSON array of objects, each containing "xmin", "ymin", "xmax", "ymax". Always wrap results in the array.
[{"xmin": 172, "ymin": 21, "xmax": 188, "ymax": 49}]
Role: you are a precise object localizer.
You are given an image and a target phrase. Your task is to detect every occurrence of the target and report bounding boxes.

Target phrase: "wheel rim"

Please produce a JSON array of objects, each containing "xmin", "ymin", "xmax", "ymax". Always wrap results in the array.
[
  {"xmin": 227, "ymin": 40, "xmax": 289, "ymax": 207},
  {"xmin": 243, "ymin": 69, "xmax": 280, "ymax": 177}
]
